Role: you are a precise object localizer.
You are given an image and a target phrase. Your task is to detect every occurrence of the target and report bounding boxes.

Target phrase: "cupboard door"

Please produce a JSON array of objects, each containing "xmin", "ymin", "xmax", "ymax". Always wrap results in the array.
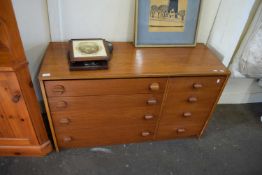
[{"xmin": 0, "ymin": 72, "xmax": 38, "ymax": 146}]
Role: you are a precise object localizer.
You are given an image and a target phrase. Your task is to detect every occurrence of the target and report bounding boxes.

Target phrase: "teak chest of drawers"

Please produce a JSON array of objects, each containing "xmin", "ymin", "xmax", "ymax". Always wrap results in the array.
[{"xmin": 39, "ymin": 42, "xmax": 230, "ymax": 151}]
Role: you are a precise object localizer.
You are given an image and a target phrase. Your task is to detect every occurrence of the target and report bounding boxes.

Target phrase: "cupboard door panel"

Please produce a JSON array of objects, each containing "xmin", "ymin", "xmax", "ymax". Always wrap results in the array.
[{"xmin": 0, "ymin": 72, "xmax": 37, "ymax": 145}]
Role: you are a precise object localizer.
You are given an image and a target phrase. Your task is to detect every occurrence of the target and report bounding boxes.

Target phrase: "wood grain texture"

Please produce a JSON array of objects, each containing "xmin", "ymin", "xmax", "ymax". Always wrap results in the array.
[
  {"xmin": 39, "ymin": 42, "xmax": 229, "ymax": 81},
  {"xmin": 0, "ymin": 140, "xmax": 52, "ymax": 156},
  {"xmin": 0, "ymin": 72, "xmax": 38, "ymax": 145},
  {"xmin": 45, "ymin": 78, "xmax": 167, "ymax": 97},
  {"xmin": 39, "ymin": 42, "xmax": 230, "ymax": 151},
  {"xmin": 48, "ymin": 94, "xmax": 163, "ymax": 112},
  {"xmin": 0, "ymin": 0, "xmax": 27, "ymax": 70},
  {"xmin": 156, "ymin": 124, "xmax": 203, "ymax": 140},
  {"xmin": 56, "ymin": 125, "xmax": 155, "ymax": 148},
  {"xmin": 158, "ymin": 76, "xmax": 226, "ymax": 126},
  {"xmin": 0, "ymin": 0, "xmax": 52, "ymax": 156}
]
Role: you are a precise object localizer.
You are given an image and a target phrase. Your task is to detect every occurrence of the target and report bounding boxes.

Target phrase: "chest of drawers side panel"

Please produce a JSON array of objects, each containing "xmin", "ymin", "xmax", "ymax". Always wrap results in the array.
[
  {"xmin": 199, "ymin": 75, "xmax": 230, "ymax": 137},
  {"xmin": 39, "ymin": 80, "xmax": 60, "ymax": 151}
]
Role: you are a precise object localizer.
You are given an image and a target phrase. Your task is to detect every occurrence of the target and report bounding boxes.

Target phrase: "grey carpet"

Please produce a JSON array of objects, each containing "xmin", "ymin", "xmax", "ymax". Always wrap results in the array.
[{"xmin": 0, "ymin": 103, "xmax": 262, "ymax": 175}]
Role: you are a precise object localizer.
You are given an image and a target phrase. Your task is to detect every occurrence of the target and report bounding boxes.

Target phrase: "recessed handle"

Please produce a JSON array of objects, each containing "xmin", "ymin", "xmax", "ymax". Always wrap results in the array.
[
  {"xmin": 144, "ymin": 115, "xmax": 154, "ymax": 120},
  {"xmin": 12, "ymin": 92, "xmax": 21, "ymax": 103},
  {"xmin": 141, "ymin": 131, "xmax": 151, "ymax": 137},
  {"xmin": 59, "ymin": 118, "xmax": 70, "ymax": 124},
  {"xmin": 56, "ymin": 101, "xmax": 68, "ymax": 108},
  {"xmin": 183, "ymin": 112, "xmax": 192, "ymax": 117},
  {"xmin": 52, "ymin": 85, "xmax": 65, "ymax": 95},
  {"xmin": 177, "ymin": 128, "xmax": 186, "ymax": 133},
  {"xmin": 147, "ymin": 98, "xmax": 158, "ymax": 105},
  {"xmin": 193, "ymin": 83, "xmax": 203, "ymax": 89},
  {"xmin": 149, "ymin": 83, "xmax": 160, "ymax": 91},
  {"xmin": 63, "ymin": 136, "xmax": 72, "ymax": 142},
  {"xmin": 188, "ymin": 97, "xmax": 198, "ymax": 103}
]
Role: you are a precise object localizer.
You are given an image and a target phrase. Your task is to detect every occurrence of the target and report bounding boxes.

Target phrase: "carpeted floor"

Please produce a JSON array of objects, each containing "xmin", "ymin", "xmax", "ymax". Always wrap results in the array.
[{"xmin": 0, "ymin": 103, "xmax": 262, "ymax": 175}]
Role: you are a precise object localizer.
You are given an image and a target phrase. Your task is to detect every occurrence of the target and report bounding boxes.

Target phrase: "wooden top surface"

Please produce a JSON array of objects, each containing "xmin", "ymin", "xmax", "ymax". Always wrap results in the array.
[{"xmin": 39, "ymin": 42, "xmax": 230, "ymax": 80}]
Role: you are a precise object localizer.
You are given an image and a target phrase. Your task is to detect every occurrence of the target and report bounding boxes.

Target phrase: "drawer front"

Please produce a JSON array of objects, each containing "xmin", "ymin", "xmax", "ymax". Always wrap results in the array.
[
  {"xmin": 56, "ymin": 125, "xmax": 155, "ymax": 148},
  {"xmin": 45, "ymin": 78, "xmax": 167, "ymax": 97},
  {"xmin": 156, "ymin": 124, "xmax": 203, "ymax": 140},
  {"xmin": 52, "ymin": 107, "xmax": 158, "ymax": 130},
  {"xmin": 167, "ymin": 76, "xmax": 226, "ymax": 97},
  {"xmin": 160, "ymin": 76, "xmax": 225, "ymax": 125},
  {"xmin": 48, "ymin": 94, "xmax": 163, "ymax": 113}
]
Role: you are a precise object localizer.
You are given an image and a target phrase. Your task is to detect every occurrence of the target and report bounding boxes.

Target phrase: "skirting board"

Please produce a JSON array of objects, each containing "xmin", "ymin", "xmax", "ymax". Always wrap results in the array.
[{"xmin": 219, "ymin": 78, "xmax": 262, "ymax": 104}]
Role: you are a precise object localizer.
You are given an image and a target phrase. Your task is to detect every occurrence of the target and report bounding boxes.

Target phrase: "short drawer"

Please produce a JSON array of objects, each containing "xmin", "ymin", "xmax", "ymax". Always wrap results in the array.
[
  {"xmin": 159, "ymin": 108, "xmax": 210, "ymax": 126},
  {"xmin": 56, "ymin": 125, "xmax": 155, "ymax": 148},
  {"xmin": 168, "ymin": 76, "xmax": 226, "ymax": 96},
  {"xmin": 48, "ymin": 94, "xmax": 163, "ymax": 112},
  {"xmin": 156, "ymin": 124, "xmax": 203, "ymax": 140},
  {"xmin": 45, "ymin": 78, "xmax": 167, "ymax": 97}
]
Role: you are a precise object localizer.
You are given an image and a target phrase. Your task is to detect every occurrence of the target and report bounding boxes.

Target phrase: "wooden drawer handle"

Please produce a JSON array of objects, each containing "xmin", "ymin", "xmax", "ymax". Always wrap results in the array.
[
  {"xmin": 56, "ymin": 101, "xmax": 68, "ymax": 108},
  {"xmin": 63, "ymin": 136, "xmax": 72, "ymax": 142},
  {"xmin": 177, "ymin": 128, "xmax": 186, "ymax": 133},
  {"xmin": 193, "ymin": 83, "xmax": 203, "ymax": 89},
  {"xmin": 59, "ymin": 118, "xmax": 70, "ymax": 124},
  {"xmin": 147, "ymin": 98, "xmax": 157, "ymax": 105},
  {"xmin": 12, "ymin": 93, "xmax": 21, "ymax": 103},
  {"xmin": 52, "ymin": 85, "xmax": 65, "ymax": 94},
  {"xmin": 141, "ymin": 131, "xmax": 151, "ymax": 137},
  {"xmin": 183, "ymin": 112, "xmax": 192, "ymax": 117},
  {"xmin": 144, "ymin": 115, "xmax": 154, "ymax": 120},
  {"xmin": 188, "ymin": 97, "xmax": 198, "ymax": 103},
  {"xmin": 149, "ymin": 83, "xmax": 160, "ymax": 91}
]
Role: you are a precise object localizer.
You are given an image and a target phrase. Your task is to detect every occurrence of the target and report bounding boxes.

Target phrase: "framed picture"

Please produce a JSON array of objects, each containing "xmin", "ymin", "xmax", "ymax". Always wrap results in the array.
[
  {"xmin": 134, "ymin": 0, "xmax": 201, "ymax": 47},
  {"xmin": 69, "ymin": 39, "xmax": 110, "ymax": 62}
]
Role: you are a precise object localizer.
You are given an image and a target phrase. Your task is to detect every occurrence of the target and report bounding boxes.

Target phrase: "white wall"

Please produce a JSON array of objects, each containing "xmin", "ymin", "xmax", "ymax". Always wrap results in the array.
[
  {"xmin": 47, "ymin": 0, "xmax": 222, "ymax": 43},
  {"xmin": 197, "ymin": 0, "xmax": 222, "ymax": 44},
  {"xmin": 207, "ymin": 0, "xmax": 256, "ymax": 66},
  {"xmin": 47, "ymin": 0, "xmax": 136, "ymax": 41},
  {"xmin": 12, "ymin": 0, "xmax": 50, "ymax": 99}
]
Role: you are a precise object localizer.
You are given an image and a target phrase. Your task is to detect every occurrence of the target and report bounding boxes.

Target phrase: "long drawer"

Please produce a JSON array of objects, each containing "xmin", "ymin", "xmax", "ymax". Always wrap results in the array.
[
  {"xmin": 45, "ymin": 78, "xmax": 167, "ymax": 97},
  {"xmin": 52, "ymin": 108, "xmax": 158, "ymax": 130},
  {"xmin": 48, "ymin": 94, "xmax": 163, "ymax": 112},
  {"xmin": 56, "ymin": 125, "xmax": 155, "ymax": 148},
  {"xmin": 49, "ymin": 94, "xmax": 162, "ymax": 134}
]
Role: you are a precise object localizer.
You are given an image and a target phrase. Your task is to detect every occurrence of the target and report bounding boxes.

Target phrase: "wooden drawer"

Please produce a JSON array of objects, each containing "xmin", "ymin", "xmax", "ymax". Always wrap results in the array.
[
  {"xmin": 45, "ymin": 78, "xmax": 167, "ymax": 97},
  {"xmin": 159, "ymin": 76, "xmax": 225, "ymax": 125},
  {"xmin": 56, "ymin": 125, "xmax": 155, "ymax": 148},
  {"xmin": 48, "ymin": 94, "xmax": 163, "ymax": 112},
  {"xmin": 52, "ymin": 107, "xmax": 158, "ymax": 130},
  {"xmin": 168, "ymin": 76, "xmax": 226, "ymax": 96},
  {"xmin": 160, "ymin": 108, "xmax": 211, "ymax": 126},
  {"xmin": 156, "ymin": 124, "xmax": 203, "ymax": 140}
]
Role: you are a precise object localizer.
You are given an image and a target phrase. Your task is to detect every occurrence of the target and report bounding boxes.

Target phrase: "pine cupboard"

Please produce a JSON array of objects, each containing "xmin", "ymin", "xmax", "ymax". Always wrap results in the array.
[
  {"xmin": 0, "ymin": 0, "xmax": 52, "ymax": 156},
  {"xmin": 39, "ymin": 42, "xmax": 230, "ymax": 151}
]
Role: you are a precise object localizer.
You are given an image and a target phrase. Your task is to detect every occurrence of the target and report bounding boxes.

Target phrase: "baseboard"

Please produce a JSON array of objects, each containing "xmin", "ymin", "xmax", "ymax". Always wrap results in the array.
[{"xmin": 0, "ymin": 140, "xmax": 53, "ymax": 156}]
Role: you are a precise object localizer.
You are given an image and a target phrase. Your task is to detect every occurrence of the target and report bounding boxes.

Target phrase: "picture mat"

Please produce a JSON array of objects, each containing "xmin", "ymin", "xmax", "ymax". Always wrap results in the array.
[
  {"xmin": 72, "ymin": 40, "xmax": 107, "ymax": 58},
  {"xmin": 136, "ymin": 0, "xmax": 200, "ymax": 46}
]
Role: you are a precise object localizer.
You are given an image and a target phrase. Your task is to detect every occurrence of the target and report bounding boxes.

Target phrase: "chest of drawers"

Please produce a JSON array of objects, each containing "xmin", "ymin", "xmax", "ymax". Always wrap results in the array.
[{"xmin": 39, "ymin": 42, "xmax": 230, "ymax": 151}]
